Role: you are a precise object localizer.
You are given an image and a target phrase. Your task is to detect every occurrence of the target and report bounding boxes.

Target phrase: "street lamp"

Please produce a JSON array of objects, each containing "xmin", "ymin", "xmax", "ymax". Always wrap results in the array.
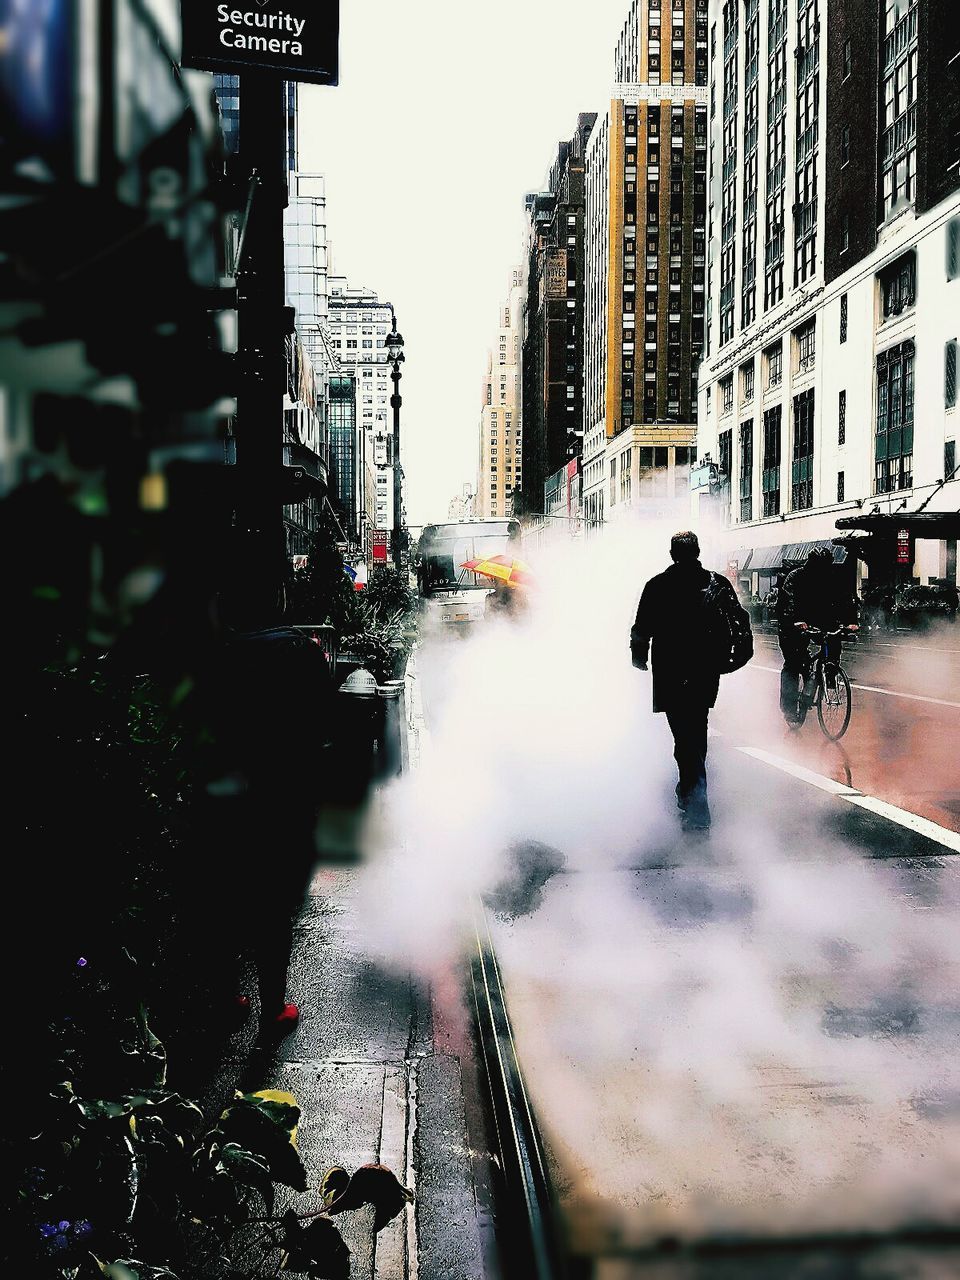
[{"xmin": 384, "ymin": 317, "xmax": 405, "ymax": 567}]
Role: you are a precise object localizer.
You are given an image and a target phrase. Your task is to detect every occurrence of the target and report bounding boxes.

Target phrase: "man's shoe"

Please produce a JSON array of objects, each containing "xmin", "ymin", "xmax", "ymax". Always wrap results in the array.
[
  {"xmin": 261, "ymin": 1002, "xmax": 300, "ymax": 1038},
  {"xmin": 682, "ymin": 800, "xmax": 712, "ymax": 832}
]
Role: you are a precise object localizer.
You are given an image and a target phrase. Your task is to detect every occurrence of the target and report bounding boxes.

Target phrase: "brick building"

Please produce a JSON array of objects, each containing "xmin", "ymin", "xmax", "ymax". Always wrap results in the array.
[
  {"xmin": 581, "ymin": 0, "xmax": 708, "ymax": 529},
  {"xmin": 519, "ymin": 114, "xmax": 596, "ymax": 520}
]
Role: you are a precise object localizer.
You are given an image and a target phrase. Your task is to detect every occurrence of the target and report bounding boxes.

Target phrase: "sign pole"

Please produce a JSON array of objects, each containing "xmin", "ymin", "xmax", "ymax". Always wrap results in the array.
[{"xmin": 235, "ymin": 71, "xmax": 289, "ymax": 577}]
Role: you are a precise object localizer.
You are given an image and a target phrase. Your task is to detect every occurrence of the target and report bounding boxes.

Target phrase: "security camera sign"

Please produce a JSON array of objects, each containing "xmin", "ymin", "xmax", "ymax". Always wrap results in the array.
[{"xmin": 181, "ymin": 0, "xmax": 339, "ymax": 84}]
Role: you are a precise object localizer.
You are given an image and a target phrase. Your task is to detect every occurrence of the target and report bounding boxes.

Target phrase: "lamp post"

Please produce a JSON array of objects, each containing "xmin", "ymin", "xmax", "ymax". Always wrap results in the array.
[{"xmin": 384, "ymin": 316, "xmax": 405, "ymax": 567}]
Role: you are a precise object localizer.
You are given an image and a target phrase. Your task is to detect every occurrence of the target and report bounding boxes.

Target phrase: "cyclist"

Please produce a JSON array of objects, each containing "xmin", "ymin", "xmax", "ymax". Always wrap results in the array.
[{"xmin": 777, "ymin": 546, "xmax": 859, "ymax": 724}]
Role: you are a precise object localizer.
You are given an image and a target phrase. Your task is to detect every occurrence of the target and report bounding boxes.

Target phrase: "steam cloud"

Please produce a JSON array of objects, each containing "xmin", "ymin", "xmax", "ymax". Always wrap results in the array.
[{"xmin": 352, "ymin": 516, "xmax": 960, "ymax": 1248}]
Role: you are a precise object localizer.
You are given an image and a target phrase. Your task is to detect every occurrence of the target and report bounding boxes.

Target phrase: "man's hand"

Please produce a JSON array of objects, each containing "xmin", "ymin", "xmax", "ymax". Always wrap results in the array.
[
  {"xmin": 794, "ymin": 621, "xmax": 809, "ymax": 631},
  {"xmin": 634, "ymin": 661, "xmax": 649, "ymax": 671}
]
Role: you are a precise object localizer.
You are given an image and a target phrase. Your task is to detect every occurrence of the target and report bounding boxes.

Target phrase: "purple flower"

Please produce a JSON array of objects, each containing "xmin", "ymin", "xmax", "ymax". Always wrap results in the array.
[
  {"xmin": 76, "ymin": 957, "xmax": 88, "ymax": 968},
  {"xmin": 39, "ymin": 1223, "xmax": 58, "ymax": 1238},
  {"xmin": 72, "ymin": 1220, "xmax": 93, "ymax": 1240}
]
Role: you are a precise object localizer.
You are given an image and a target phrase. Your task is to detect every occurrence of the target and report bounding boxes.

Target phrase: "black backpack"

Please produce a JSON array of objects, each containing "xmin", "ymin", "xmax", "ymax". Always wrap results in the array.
[{"xmin": 703, "ymin": 573, "xmax": 754, "ymax": 674}]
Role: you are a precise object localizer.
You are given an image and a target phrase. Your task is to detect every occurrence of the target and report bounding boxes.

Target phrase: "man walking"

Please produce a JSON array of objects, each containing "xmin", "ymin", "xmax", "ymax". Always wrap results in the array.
[{"xmin": 630, "ymin": 531, "xmax": 743, "ymax": 831}]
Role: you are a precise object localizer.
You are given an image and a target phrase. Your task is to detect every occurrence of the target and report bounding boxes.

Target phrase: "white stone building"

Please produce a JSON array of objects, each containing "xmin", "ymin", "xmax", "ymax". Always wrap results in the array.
[{"xmin": 696, "ymin": 0, "xmax": 959, "ymax": 590}]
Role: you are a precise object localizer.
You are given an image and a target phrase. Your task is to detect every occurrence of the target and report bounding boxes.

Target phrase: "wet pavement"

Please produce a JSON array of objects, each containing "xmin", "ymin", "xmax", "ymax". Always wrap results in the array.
[
  {"xmin": 413, "ymin": 623, "xmax": 960, "ymax": 1277},
  {"xmin": 720, "ymin": 630, "xmax": 960, "ymax": 834}
]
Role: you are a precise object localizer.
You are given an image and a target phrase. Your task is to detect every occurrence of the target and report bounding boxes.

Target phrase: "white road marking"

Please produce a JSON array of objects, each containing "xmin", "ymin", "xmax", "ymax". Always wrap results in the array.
[
  {"xmin": 737, "ymin": 745, "xmax": 960, "ymax": 855},
  {"xmin": 738, "ymin": 746, "xmax": 859, "ymax": 796},
  {"xmin": 749, "ymin": 664, "xmax": 960, "ymax": 710},
  {"xmin": 843, "ymin": 795, "xmax": 960, "ymax": 855}
]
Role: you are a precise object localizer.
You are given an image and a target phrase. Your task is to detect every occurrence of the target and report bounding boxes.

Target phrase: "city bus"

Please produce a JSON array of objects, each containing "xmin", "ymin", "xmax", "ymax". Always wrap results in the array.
[{"xmin": 417, "ymin": 517, "xmax": 522, "ymax": 628}]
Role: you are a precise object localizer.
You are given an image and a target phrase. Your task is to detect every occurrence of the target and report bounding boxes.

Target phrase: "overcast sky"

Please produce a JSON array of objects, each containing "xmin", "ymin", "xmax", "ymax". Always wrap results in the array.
[{"xmin": 298, "ymin": 0, "xmax": 630, "ymax": 526}]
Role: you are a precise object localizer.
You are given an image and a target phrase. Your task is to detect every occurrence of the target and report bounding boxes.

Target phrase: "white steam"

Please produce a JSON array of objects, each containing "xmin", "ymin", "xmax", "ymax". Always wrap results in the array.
[{"xmin": 352, "ymin": 516, "xmax": 960, "ymax": 1247}]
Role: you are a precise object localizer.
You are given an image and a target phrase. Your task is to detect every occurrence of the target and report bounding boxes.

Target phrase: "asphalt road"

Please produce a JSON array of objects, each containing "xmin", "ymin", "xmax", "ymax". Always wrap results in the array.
[{"xmin": 416, "ymin": 627, "xmax": 960, "ymax": 1276}]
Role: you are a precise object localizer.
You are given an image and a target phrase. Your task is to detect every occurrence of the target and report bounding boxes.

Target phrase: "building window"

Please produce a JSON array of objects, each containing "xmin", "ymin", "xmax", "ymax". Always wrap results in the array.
[
  {"xmin": 946, "ymin": 439, "xmax": 956, "ymax": 479},
  {"xmin": 719, "ymin": 375, "xmax": 733, "ymax": 415},
  {"xmin": 792, "ymin": 389, "xmax": 815, "ymax": 510},
  {"xmin": 839, "ymin": 389, "xmax": 846, "ymax": 445},
  {"xmin": 875, "ymin": 340, "xmax": 914, "ymax": 493},
  {"xmin": 741, "ymin": 361, "xmax": 755, "ymax": 402},
  {"xmin": 795, "ymin": 320, "xmax": 816, "ymax": 373},
  {"xmin": 765, "ymin": 341, "xmax": 783, "ymax": 387},
  {"xmin": 948, "ymin": 218, "xmax": 960, "ymax": 281},
  {"xmin": 740, "ymin": 418, "xmax": 754, "ymax": 521},
  {"xmin": 879, "ymin": 0, "xmax": 918, "ymax": 220},
  {"xmin": 837, "ymin": 471, "xmax": 845, "ymax": 502},
  {"xmin": 880, "ymin": 250, "xmax": 916, "ymax": 318},
  {"xmin": 762, "ymin": 404, "xmax": 782, "ymax": 516},
  {"xmin": 947, "ymin": 339, "xmax": 958, "ymax": 410},
  {"xmin": 719, "ymin": 427, "xmax": 733, "ymax": 524},
  {"xmin": 839, "ymin": 293, "xmax": 848, "ymax": 344}
]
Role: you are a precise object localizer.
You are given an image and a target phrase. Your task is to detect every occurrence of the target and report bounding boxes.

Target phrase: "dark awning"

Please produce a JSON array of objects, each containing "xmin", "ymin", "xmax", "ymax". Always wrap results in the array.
[
  {"xmin": 749, "ymin": 544, "xmax": 784, "ymax": 570},
  {"xmin": 785, "ymin": 539, "xmax": 848, "ymax": 565},
  {"xmin": 746, "ymin": 539, "xmax": 847, "ymax": 572},
  {"xmin": 835, "ymin": 511, "xmax": 960, "ymax": 538}
]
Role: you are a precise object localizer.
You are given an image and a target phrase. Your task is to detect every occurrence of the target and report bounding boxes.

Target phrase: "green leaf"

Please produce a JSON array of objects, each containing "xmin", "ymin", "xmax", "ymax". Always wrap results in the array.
[
  {"xmin": 215, "ymin": 1095, "xmax": 307, "ymax": 1191},
  {"xmin": 214, "ymin": 1143, "xmax": 275, "ymax": 1217},
  {"xmin": 282, "ymin": 1217, "xmax": 350, "ymax": 1280}
]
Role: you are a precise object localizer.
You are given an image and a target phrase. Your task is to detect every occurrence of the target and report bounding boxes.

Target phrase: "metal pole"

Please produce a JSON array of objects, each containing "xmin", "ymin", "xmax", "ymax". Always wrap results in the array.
[
  {"xmin": 390, "ymin": 358, "xmax": 402, "ymax": 567},
  {"xmin": 236, "ymin": 73, "xmax": 289, "ymax": 574}
]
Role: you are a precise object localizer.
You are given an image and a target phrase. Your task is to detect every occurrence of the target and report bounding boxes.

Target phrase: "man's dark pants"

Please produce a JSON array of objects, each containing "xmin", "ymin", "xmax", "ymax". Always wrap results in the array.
[
  {"xmin": 665, "ymin": 694, "xmax": 711, "ymax": 825},
  {"xmin": 779, "ymin": 633, "xmax": 809, "ymax": 719}
]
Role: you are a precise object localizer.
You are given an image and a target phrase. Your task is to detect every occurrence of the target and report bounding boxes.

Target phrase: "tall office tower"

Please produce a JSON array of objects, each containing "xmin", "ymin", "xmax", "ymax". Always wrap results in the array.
[
  {"xmin": 581, "ymin": 0, "xmax": 707, "ymax": 529},
  {"xmin": 477, "ymin": 272, "xmax": 524, "ymax": 519},
  {"xmin": 284, "ymin": 173, "xmax": 330, "ymax": 369},
  {"xmin": 213, "ymin": 75, "xmax": 298, "ymax": 173},
  {"xmin": 521, "ymin": 114, "xmax": 597, "ymax": 520},
  {"xmin": 327, "ymin": 278, "xmax": 398, "ymax": 541},
  {"xmin": 697, "ymin": 0, "xmax": 959, "ymax": 591}
]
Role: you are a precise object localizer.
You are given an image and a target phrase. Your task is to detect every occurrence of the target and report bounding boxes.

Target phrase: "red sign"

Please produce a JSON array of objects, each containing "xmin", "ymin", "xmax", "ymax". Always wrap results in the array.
[
  {"xmin": 372, "ymin": 529, "xmax": 388, "ymax": 562},
  {"xmin": 896, "ymin": 527, "xmax": 912, "ymax": 564}
]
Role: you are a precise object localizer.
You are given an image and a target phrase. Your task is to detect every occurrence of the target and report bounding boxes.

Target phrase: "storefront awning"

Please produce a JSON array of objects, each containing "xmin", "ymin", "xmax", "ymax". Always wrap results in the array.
[
  {"xmin": 749, "ymin": 544, "xmax": 784, "ymax": 571},
  {"xmin": 784, "ymin": 539, "xmax": 848, "ymax": 565},
  {"xmin": 730, "ymin": 547, "xmax": 753, "ymax": 570},
  {"xmin": 835, "ymin": 511, "xmax": 960, "ymax": 538},
  {"xmin": 745, "ymin": 539, "xmax": 847, "ymax": 573}
]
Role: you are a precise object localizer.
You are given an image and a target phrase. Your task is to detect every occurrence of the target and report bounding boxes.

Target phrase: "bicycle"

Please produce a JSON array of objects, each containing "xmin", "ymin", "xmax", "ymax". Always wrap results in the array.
[{"xmin": 791, "ymin": 624, "xmax": 857, "ymax": 741}]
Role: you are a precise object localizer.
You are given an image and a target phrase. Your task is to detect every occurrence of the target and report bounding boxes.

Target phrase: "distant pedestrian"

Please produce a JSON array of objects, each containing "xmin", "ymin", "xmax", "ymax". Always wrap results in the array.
[
  {"xmin": 630, "ymin": 531, "xmax": 752, "ymax": 831},
  {"xmin": 205, "ymin": 531, "xmax": 335, "ymax": 1037}
]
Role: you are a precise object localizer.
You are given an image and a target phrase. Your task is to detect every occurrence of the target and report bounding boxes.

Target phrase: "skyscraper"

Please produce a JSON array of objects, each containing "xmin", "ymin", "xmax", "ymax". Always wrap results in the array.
[
  {"xmin": 327, "ymin": 278, "xmax": 398, "ymax": 544},
  {"xmin": 581, "ymin": 0, "xmax": 707, "ymax": 529},
  {"xmin": 477, "ymin": 272, "xmax": 524, "ymax": 519},
  {"xmin": 520, "ymin": 114, "xmax": 596, "ymax": 519}
]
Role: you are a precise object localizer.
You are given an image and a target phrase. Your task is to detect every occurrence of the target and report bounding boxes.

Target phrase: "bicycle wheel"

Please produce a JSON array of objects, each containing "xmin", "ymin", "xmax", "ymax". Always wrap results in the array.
[{"xmin": 816, "ymin": 664, "xmax": 852, "ymax": 740}]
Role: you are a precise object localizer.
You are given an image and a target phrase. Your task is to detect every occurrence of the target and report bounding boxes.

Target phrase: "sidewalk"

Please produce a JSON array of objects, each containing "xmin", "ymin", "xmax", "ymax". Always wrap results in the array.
[{"xmin": 257, "ymin": 655, "xmax": 489, "ymax": 1279}]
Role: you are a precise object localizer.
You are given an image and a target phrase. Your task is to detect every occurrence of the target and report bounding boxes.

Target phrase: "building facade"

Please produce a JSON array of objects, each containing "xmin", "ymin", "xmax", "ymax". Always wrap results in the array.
[
  {"xmin": 327, "ymin": 278, "xmax": 398, "ymax": 545},
  {"xmin": 448, "ymin": 483, "xmax": 477, "ymax": 522},
  {"xmin": 582, "ymin": 0, "xmax": 708, "ymax": 529},
  {"xmin": 697, "ymin": 0, "xmax": 959, "ymax": 589},
  {"xmin": 520, "ymin": 114, "xmax": 596, "ymax": 519},
  {"xmin": 477, "ymin": 271, "xmax": 524, "ymax": 518}
]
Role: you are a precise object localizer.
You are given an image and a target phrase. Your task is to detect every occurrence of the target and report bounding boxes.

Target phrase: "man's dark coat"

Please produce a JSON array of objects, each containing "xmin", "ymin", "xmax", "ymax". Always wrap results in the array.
[{"xmin": 630, "ymin": 561, "xmax": 733, "ymax": 712}]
